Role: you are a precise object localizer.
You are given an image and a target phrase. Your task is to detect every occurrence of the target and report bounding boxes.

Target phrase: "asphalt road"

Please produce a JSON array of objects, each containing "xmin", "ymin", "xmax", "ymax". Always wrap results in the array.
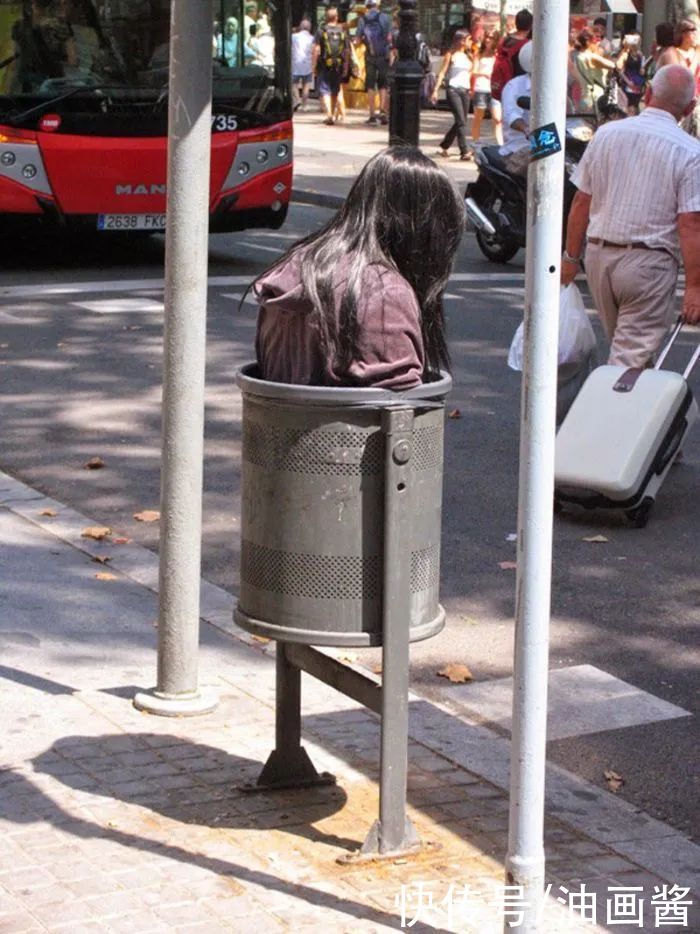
[{"xmin": 1, "ymin": 204, "xmax": 698, "ymax": 843}]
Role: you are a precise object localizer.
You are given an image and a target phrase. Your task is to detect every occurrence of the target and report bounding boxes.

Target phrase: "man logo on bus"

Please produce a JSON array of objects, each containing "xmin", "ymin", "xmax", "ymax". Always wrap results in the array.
[{"xmin": 115, "ymin": 184, "xmax": 167, "ymax": 195}]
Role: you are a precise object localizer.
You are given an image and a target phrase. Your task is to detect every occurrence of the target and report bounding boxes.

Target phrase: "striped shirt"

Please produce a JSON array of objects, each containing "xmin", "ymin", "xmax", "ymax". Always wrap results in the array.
[{"xmin": 571, "ymin": 107, "xmax": 700, "ymax": 260}]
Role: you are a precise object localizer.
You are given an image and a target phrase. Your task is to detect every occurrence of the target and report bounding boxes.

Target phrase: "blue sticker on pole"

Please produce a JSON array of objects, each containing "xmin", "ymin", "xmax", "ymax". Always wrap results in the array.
[{"xmin": 529, "ymin": 123, "xmax": 562, "ymax": 161}]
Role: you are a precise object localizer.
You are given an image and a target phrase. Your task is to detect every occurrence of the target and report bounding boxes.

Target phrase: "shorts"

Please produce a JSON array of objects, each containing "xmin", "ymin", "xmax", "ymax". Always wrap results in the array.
[
  {"xmin": 365, "ymin": 57, "xmax": 389, "ymax": 92},
  {"xmin": 472, "ymin": 90, "xmax": 491, "ymax": 110},
  {"xmin": 317, "ymin": 69, "xmax": 342, "ymax": 97},
  {"xmin": 293, "ymin": 72, "xmax": 312, "ymax": 84}
]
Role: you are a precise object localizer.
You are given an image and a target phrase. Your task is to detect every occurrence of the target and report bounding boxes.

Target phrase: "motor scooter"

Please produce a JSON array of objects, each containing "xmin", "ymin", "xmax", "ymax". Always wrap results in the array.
[
  {"xmin": 465, "ymin": 105, "xmax": 591, "ymax": 264},
  {"xmin": 464, "ymin": 75, "xmax": 628, "ymax": 264}
]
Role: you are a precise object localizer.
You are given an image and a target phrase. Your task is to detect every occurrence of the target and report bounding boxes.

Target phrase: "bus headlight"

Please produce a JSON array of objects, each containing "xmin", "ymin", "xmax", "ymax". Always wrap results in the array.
[
  {"xmin": 237, "ymin": 162, "xmax": 250, "ymax": 176},
  {"xmin": 1, "ymin": 152, "xmax": 15, "ymax": 166},
  {"xmin": 256, "ymin": 149, "xmax": 269, "ymax": 164},
  {"xmin": 276, "ymin": 143, "xmax": 288, "ymax": 159},
  {"xmin": 22, "ymin": 164, "xmax": 37, "ymax": 179}
]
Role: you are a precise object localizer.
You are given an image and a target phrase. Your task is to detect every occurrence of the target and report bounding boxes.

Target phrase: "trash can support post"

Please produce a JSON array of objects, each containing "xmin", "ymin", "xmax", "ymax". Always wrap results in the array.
[
  {"xmin": 245, "ymin": 643, "xmax": 336, "ymax": 792},
  {"xmin": 361, "ymin": 406, "xmax": 420, "ymax": 856}
]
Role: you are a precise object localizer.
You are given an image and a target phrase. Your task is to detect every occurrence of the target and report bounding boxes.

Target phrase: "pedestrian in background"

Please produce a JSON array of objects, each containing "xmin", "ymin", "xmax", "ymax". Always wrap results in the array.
[
  {"xmin": 355, "ymin": 0, "xmax": 392, "ymax": 125},
  {"xmin": 616, "ymin": 33, "xmax": 645, "ymax": 114},
  {"xmin": 592, "ymin": 17, "xmax": 613, "ymax": 57},
  {"xmin": 498, "ymin": 39, "xmax": 532, "ymax": 176},
  {"xmin": 659, "ymin": 20, "xmax": 700, "ymax": 138},
  {"xmin": 313, "ymin": 7, "xmax": 349, "ymax": 125},
  {"xmin": 562, "ymin": 65, "xmax": 700, "ymax": 365},
  {"xmin": 644, "ymin": 22, "xmax": 674, "ymax": 83},
  {"xmin": 253, "ymin": 146, "xmax": 466, "ymax": 388},
  {"xmin": 291, "ymin": 19, "xmax": 314, "ymax": 111},
  {"xmin": 431, "ymin": 29, "xmax": 473, "ymax": 160},
  {"xmin": 471, "ymin": 30, "xmax": 502, "ymax": 145},
  {"xmin": 573, "ymin": 28, "xmax": 615, "ymax": 115}
]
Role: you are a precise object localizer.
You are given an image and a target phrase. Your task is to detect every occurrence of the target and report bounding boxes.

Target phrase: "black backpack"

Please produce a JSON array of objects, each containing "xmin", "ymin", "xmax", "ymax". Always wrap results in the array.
[{"xmin": 321, "ymin": 25, "xmax": 346, "ymax": 73}]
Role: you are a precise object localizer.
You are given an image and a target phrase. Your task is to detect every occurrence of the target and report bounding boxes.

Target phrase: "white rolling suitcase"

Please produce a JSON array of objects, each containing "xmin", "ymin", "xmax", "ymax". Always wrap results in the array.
[{"xmin": 554, "ymin": 321, "xmax": 700, "ymax": 527}]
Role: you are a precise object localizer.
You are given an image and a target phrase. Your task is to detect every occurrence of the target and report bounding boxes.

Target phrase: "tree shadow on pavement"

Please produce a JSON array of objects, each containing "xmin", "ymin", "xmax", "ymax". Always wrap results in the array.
[{"xmin": 0, "ymin": 756, "xmax": 446, "ymax": 934}]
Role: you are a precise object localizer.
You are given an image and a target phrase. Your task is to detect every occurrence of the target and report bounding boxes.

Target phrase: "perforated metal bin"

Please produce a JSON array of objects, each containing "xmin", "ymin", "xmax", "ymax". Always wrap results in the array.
[{"xmin": 234, "ymin": 364, "xmax": 451, "ymax": 647}]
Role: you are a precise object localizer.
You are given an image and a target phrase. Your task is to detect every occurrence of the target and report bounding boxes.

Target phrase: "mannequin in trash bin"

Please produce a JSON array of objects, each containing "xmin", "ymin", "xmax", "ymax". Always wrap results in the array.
[{"xmin": 252, "ymin": 146, "xmax": 465, "ymax": 389}]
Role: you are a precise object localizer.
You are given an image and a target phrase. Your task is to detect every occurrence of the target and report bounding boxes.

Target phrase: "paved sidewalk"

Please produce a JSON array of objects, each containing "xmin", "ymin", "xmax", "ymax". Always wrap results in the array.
[
  {"xmin": 291, "ymin": 109, "xmax": 481, "ymax": 208},
  {"xmin": 1, "ymin": 470, "xmax": 699, "ymax": 933}
]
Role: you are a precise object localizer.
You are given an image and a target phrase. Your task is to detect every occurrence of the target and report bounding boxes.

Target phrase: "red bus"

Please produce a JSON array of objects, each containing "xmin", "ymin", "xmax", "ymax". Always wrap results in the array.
[{"xmin": 0, "ymin": 0, "xmax": 292, "ymax": 234}]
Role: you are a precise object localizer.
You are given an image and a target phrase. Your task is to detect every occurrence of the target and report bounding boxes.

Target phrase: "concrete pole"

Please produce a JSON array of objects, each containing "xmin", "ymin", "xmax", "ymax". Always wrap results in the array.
[
  {"xmin": 504, "ymin": 1, "xmax": 568, "ymax": 929},
  {"xmin": 134, "ymin": 0, "xmax": 217, "ymax": 717}
]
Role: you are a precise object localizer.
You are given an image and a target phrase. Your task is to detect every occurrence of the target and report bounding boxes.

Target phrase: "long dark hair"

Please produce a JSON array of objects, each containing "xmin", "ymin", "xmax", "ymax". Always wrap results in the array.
[
  {"xmin": 450, "ymin": 28, "xmax": 470, "ymax": 53},
  {"xmin": 254, "ymin": 146, "xmax": 465, "ymax": 377}
]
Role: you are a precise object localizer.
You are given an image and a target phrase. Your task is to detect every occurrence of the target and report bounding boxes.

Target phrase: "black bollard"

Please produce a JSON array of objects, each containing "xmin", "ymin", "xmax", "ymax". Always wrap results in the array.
[{"xmin": 389, "ymin": 0, "xmax": 423, "ymax": 147}]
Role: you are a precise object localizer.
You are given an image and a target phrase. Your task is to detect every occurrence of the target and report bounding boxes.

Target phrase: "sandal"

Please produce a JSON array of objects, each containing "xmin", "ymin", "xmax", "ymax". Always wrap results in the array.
[
  {"xmin": 460, "ymin": 151, "xmax": 474, "ymax": 161},
  {"xmin": 435, "ymin": 148, "xmax": 449, "ymax": 158},
  {"xmin": 323, "ymin": 117, "xmax": 335, "ymax": 125}
]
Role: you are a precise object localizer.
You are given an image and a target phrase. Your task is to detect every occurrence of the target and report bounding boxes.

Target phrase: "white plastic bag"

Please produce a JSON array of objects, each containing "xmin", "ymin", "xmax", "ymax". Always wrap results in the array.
[
  {"xmin": 507, "ymin": 284, "xmax": 596, "ymax": 371},
  {"xmin": 558, "ymin": 283, "xmax": 596, "ymax": 366}
]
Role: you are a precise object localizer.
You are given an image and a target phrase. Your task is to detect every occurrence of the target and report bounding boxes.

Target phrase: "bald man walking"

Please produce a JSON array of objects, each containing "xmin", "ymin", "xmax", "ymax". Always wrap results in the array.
[{"xmin": 562, "ymin": 65, "xmax": 700, "ymax": 367}]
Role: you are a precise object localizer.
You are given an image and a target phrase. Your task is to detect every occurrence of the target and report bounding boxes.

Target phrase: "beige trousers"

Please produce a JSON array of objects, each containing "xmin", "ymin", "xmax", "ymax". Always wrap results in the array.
[{"xmin": 584, "ymin": 242, "xmax": 679, "ymax": 369}]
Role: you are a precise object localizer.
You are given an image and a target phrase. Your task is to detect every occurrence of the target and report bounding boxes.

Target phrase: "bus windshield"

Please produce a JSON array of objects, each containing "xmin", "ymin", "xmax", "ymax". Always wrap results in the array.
[{"xmin": 0, "ymin": 0, "xmax": 291, "ymax": 128}]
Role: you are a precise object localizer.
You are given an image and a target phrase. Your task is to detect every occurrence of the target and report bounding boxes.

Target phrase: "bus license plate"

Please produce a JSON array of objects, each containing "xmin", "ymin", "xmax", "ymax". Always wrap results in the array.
[{"xmin": 97, "ymin": 214, "xmax": 166, "ymax": 231}]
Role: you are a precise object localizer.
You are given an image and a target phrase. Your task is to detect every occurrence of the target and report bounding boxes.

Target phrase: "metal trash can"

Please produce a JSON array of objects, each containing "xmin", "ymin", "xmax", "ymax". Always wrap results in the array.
[{"xmin": 234, "ymin": 364, "xmax": 451, "ymax": 647}]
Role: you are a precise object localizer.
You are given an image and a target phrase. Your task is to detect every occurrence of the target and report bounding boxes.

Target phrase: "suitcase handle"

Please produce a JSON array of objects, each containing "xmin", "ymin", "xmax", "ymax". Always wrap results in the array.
[{"xmin": 654, "ymin": 317, "xmax": 700, "ymax": 379}]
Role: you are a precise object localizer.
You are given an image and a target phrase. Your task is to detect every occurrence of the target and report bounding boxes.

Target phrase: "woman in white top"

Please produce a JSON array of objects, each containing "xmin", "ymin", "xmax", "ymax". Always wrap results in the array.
[
  {"xmin": 471, "ymin": 31, "xmax": 502, "ymax": 144},
  {"xmin": 431, "ymin": 29, "xmax": 474, "ymax": 160}
]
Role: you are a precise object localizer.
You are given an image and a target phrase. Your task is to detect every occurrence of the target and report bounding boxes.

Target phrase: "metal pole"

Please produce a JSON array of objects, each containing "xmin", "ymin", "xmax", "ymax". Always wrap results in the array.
[
  {"xmin": 505, "ymin": 2, "xmax": 568, "ymax": 929},
  {"xmin": 134, "ymin": 0, "xmax": 217, "ymax": 717},
  {"xmin": 250, "ymin": 644, "xmax": 335, "ymax": 790},
  {"xmin": 389, "ymin": 0, "xmax": 422, "ymax": 146},
  {"xmin": 361, "ymin": 406, "xmax": 419, "ymax": 857}
]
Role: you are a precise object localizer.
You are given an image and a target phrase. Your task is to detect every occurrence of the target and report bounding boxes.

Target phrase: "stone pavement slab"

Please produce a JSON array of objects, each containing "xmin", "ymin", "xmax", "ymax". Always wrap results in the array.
[{"xmin": 1, "ymin": 474, "xmax": 699, "ymax": 932}]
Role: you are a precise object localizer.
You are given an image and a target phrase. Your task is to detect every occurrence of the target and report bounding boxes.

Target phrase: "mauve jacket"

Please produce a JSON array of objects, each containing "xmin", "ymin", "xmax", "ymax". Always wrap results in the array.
[{"xmin": 254, "ymin": 250, "xmax": 425, "ymax": 389}]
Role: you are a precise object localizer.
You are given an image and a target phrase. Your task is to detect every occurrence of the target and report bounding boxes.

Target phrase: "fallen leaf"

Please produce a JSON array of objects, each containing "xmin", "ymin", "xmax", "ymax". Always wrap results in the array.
[
  {"xmin": 338, "ymin": 653, "xmax": 358, "ymax": 665},
  {"xmin": 460, "ymin": 615, "xmax": 477, "ymax": 625},
  {"xmin": 251, "ymin": 634, "xmax": 270, "ymax": 644},
  {"xmin": 81, "ymin": 526, "xmax": 112, "ymax": 541},
  {"xmin": 38, "ymin": 508, "xmax": 57, "ymax": 517},
  {"xmin": 583, "ymin": 535, "xmax": 609, "ymax": 543},
  {"xmin": 603, "ymin": 769, "xmax": 624, "ymax": 793},
  {"xmin": 447, "ymin": 408, "xmax": 462, "ymax": 419},
  {"xmin": 437, "ymin": 663, "xmax": 473, "ymax": 684},
  {"xmin": 95, "ymin": 572, "xmax": 118, "ymax": 581},
  {"xmin": 499, "ymin": 561, "xmax": 518, "ymax": 570},
  {"xmin": 91, "ymin": 555, "xmax": 112, "ymax": 565},
  {"xmin": 112, "ymin": 537, "xmax": 131, "ymax": 545},
  {"xmin": 84, "ymin": 457, "xmax": 105, "ymax": 470},
  {"xmin": 133, "ymin": 510, "xmax": 160, "ymax": 522}
]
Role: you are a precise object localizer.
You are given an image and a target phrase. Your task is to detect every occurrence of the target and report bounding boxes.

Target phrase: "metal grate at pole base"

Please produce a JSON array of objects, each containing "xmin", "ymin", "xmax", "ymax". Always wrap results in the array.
[{"xmin": 234, "ymin": 365, "xmax": 451, "ymax": 857}]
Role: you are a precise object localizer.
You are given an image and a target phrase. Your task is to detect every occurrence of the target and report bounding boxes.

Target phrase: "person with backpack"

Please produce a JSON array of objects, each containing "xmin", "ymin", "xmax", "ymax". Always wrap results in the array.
[
  {"xmin": 490, "ymin": 8, "xmax": 532, "ymax": 103},
  {"xmin": 388, "ymin": 22, "xmax": 433, "ymax": 108},
  {"xmin": 313, "ymin": 7, "xmax": 350, "ymax": 125},
  {"xmin": 356, "ymin": 0, "xmax": 392, "ymax": 125}
]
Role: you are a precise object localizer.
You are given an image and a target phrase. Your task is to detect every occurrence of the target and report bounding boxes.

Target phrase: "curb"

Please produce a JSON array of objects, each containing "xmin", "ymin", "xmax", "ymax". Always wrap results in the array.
[{"xmin": 291, "ymin": 187, "xmax": 346, "ymax": 210}]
